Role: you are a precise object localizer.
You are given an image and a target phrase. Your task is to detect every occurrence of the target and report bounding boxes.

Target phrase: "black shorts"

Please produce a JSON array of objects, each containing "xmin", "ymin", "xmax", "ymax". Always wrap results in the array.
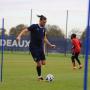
[
  {"xmin": 30, "ymin": 49, "xmax": 46, "ymax": 62},
  {"xmin": 72, "ymin": 52, "xmax": 80, "ymax": 57}
]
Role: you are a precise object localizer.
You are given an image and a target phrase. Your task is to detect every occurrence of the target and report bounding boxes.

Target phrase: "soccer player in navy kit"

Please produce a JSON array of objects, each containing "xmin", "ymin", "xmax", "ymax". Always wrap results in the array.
[{"xmin": 17, "ymin": 15, "xmax": 56, "ymax": 80}]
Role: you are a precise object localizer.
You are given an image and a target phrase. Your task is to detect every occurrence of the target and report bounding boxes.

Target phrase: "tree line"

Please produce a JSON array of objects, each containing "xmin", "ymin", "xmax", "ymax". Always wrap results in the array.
[{"xmin": 0, "ymin": 24, "xmax": 86, "ymax": 40}]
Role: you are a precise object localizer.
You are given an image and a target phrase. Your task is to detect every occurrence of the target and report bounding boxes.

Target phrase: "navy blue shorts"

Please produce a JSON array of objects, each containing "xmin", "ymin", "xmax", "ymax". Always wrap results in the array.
[{"xmin": 30, "ymin": 49, "xmax": 46, "ymax": 62}]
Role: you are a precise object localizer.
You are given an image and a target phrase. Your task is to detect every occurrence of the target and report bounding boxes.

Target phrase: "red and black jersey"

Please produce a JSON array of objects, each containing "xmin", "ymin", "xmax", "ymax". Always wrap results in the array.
[{"xmin": 71, "ymin": 38, "xmax": 81, "ymax": 53}]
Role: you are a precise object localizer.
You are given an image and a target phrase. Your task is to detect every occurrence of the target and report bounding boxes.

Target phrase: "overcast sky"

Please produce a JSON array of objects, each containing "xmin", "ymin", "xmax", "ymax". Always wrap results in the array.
[{"xmin": 0, "ymin": 0, "xmax": 89, "ymax": 35}]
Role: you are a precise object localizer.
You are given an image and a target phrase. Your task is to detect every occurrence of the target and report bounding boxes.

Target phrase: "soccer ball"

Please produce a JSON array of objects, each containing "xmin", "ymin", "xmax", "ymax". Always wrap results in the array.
[{"xmin": 45, "ymin": 74, "xmax": 54, "ymax": 82}]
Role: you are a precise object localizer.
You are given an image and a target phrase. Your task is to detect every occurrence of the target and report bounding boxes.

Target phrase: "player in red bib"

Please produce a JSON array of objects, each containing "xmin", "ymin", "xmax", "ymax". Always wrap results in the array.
[{"xmin": 71, "ymin": 34, "xmax": 82, "ymax": 69}]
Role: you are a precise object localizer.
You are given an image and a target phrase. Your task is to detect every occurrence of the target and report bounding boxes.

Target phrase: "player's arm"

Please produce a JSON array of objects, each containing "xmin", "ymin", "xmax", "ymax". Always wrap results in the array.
[
  {"xmin": 16, "ymin": 28, "xmax": 28, "ymax": 41},
  {"xmin": 44, "ymin": 34, "xmax": 56, "ymax": 48}
]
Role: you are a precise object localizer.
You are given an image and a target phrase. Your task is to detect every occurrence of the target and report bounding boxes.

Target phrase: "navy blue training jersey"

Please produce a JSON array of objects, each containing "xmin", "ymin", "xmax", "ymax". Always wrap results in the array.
[{"xmin": 28, "ymin": 24, "xmax": 46, "ymax": 50}]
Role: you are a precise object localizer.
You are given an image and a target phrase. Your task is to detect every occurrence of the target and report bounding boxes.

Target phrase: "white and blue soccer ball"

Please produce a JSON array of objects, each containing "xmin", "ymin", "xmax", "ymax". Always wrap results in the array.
[{"xmin": 45, "ymin": 74, "xmax": 54, "ymax": 82}]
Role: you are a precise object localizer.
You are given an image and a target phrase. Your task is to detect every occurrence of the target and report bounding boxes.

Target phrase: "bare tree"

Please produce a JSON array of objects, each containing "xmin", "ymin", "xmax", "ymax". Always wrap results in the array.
[
  {"xmin": 46, "ymin": 24, "xmax": 64, "ymax": 38},
  {"xmin": 0, "ymin": 28, "xmax": 7, "ymax": 36},
  {"xmin": 9, "ymin": 27, "xmax": 16, "ymax": 36},
  {"xmin": 80, "ymin": 30, "xmax": 86, "ymax": 40},
  {"xmin": 68, "ymin": 28, "xmax": 82, "ymax": 39},
  {"xmin": 9, "ymin": 24, "xmax": 30, "ymax": 36}
]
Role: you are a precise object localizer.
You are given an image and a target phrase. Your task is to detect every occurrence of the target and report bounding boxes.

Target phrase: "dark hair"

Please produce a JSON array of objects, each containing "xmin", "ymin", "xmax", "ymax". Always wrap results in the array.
[
  {"xmin": 71, "ymin": 33, "xmax": 76, "ymax": 39},
  {"xmin": 37, "ymin": 15, "xmax": 47, "ymax": 20}
]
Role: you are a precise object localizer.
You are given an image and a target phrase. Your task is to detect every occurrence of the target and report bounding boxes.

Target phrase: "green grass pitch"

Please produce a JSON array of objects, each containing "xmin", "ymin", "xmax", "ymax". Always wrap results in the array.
[{"xmin": 0, "ymin": 52, "xmax": 90, "ymax": 90}]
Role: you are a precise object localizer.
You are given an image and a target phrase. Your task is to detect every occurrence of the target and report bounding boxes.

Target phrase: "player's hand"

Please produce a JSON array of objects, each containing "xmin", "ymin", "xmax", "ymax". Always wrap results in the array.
[
  {"xmin": 16, "ymin": 36, "xmax": 21, "ymax": 42},
  {"xmin": 51, "ymin": 45, "xmax": 56, "ymax": 48}
]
